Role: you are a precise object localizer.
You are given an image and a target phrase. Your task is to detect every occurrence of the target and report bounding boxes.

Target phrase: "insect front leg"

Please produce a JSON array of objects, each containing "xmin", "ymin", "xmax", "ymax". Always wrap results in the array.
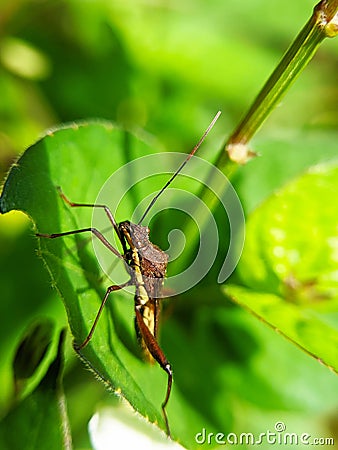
[
  {"xmin": 56, "ymin": 186, "xmax": 123, "ymax": 244},
  {"xmin": 135, "ymin": 304, "xmax": 173, "ymax": 437},
  {"xmin": 37, "ymin": 223, "xmax": 132, "ymax": 349},
  {"xmin": 37, "ymin": 226, "xmax": 123, "ymax": 260}
]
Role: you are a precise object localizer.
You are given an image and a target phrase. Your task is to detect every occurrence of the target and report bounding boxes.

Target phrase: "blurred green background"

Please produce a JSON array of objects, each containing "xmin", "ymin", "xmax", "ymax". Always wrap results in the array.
[{"xmin": 0, "ymin": 0, "xmax": 337, "ymax": 449}]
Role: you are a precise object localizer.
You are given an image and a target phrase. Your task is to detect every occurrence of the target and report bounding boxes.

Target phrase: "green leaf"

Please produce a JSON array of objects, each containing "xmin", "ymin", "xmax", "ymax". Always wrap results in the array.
[
  {"xmin": 0, "ymin": 121, "xmax": 206, "ymax": 444},
  {"xmin": 0, "ymin": 329, "xmax": 71, "ymax": 450},
  {"xmin": 238, "ymin": 162, "xmax": 338, "ymax": 299},
  {"xmin": 224, "ymin": 285, "xmax": 338, "ymax": 374},
  {"xmin": 227, "ymin": 161, "xmax": 338, "ymax": 372}
]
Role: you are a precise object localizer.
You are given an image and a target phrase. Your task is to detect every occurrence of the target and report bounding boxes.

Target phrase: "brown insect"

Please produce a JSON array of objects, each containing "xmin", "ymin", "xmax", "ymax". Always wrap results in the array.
[{"xmin": 37, "ymin": 111, "xmax": 221, "ymax": 437}]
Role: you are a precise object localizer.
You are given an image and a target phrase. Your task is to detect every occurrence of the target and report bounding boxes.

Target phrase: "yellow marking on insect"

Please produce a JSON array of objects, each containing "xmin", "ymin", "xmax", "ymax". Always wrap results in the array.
[
  {"xmin": 131, "ymin": 247, "xmax": 149, "ymax": 305},
  {"xmin": 142, "ymin": 302, "xmax": 156, "ymax": 338},
  {"xmin": 131, "ymin": 244, "xmax": 156, "ymax": 348}
]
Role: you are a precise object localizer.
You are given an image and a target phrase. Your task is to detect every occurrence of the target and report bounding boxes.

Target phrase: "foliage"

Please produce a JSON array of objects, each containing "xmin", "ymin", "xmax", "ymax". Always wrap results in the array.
[{"xmin": 0, "ymin": 0, "xmax": 337, "ymax": 449}]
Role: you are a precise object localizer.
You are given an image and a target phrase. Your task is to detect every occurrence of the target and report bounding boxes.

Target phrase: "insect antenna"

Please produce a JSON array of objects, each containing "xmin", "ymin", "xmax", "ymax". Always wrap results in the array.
[{"xmin": 138, "ymin": 110, "xmax": 221, "ymax": 225}]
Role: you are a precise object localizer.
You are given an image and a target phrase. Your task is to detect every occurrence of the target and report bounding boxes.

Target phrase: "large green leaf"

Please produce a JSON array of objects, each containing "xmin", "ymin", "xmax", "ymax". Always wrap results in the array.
[
  {"xmin": 0, "ymin": 121, "xmax": 215, "ymax": 446},
  {"xmin": 226, "ymin": 162, "xmax": 338, "ymax": 372},
  {"xmin": 1, "ymin": 122, "xmax": 163, "ymax": 424}
]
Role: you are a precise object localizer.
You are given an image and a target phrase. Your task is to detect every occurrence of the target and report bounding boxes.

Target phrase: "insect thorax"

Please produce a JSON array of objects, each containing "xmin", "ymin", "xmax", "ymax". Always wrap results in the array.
[{"xmin": 118, "ymin": 220, "xmax": 168, "ymax": 299}]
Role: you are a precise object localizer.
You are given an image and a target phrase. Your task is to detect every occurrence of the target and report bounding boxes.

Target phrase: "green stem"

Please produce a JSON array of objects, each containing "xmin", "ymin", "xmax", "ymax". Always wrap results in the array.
[
  {"xmin": 174, "ymin": 0, "xmax": 338, "ymax": 274},
  {"xmin": 220, "ymin": 0, "xmax": 338, "ymax": 168}
]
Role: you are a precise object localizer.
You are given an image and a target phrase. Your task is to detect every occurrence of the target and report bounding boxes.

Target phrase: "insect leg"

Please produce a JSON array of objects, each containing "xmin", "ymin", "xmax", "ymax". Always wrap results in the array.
[
  {"xmin": 37, "ymin": 227, "xmax": 123, "ymax": 260},
  {"xmin": 56, "ymin": 186, "xmax": 122, "ymax": 240},
  {"xmin": 135, "ymin": 305, "xmax": 173, "ymax": 437},
  {"xmin": 75, "ymin": 280, "xmax": 132, "ymax": 350}
]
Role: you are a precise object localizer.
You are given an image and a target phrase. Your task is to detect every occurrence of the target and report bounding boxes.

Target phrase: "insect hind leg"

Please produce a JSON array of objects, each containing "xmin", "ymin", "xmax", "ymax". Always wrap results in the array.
[{"xmin": 74, "ymin": 280, "xmax": 132, "ymax": 350}]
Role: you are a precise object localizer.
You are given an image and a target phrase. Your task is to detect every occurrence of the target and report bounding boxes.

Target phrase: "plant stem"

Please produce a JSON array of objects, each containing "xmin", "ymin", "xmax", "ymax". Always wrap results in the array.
[
  {"xmin": 219, "ymin": 0, "xmax": 338, "ymax": 168},
  {"xmin": 174, "ymin": 0, "xmax": 338, "ymax": 275}
]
